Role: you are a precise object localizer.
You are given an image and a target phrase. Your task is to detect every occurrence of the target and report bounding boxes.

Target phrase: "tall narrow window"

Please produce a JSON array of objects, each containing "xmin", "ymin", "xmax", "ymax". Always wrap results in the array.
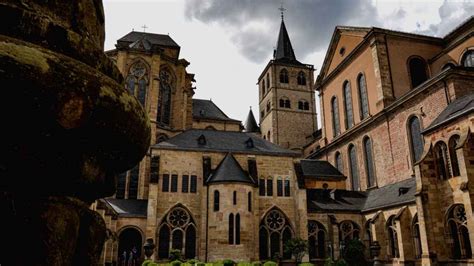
[
  {"xmin": 185, "ymin": 226, "xmax": 196, "ymax": 259},
  {"xmin": 162, "ymin": 174, "xmax": 170, "ymax": 192},
  {"xmin": 248, "ymin": 159, "xmax": 258, "ymax": 180},
  {"xmin": 434, "ymin": 141, "xmax": 449, "ymax": 180},
  {"xmin": 298, "ymin": 101, "xmax": 304, "ymax": 110},
  {"xmin": 335, "ymin": 152, "xmax": 343, "ymax": 173},
  {"xmin": 266, "ymin": 101, "xmax": 271, "ymax": 112},
  {"xmin": 170, "ymin": 174, "xmax": 178, "ymax": 192},
  {"xmin": 266, "ymin": 178, "xmax": 273, "ymax": 196},
  {"xmin": 279, "ymin": 98, "xmax": 285, "ymax": 108},
  {"xmin": 280, "ymin": 69, "xmax": 289, "ymax": 83},
  {"xmin": 116, "ymin": 172, "xmax": 126, "ymax": 199},
  {"xmin": 331, "ymin": 97, "xmax": 340, "ymax": 137},
  {"xmin": 233, "ymin": 191, "xmax": 237, "ymax": 205},
  {"xmin": 158, "ymin": 225, "xmax": 170, "ymax": 259},
  {"xmin": 236, "ymin": 213, "xmax": 241, "ymax": 244},
  {"xmin": 408, "ymin": 116, "xmax": 424, "ymax": 163},
  {"xmin": 308, "ymin": 220, "xmax": 326, "ymax": 259},
  {"xmin": 259, "ymin": 177, "xmax": 266, "ymax": 196},
  {"xmin": 229, "ymin": 213, "xmax": 234, "ymax": 245},
  {"xmin": 304, "ymin": 101, "xmax": 309, "ymax": 110},
  {"xmin": 190, "ymin": 175, "xmax": 197, "ymax": 193},
  {"xmin": 214, "ymin": 190, "xmax": 220, "ymax": 211},
  {"xmin": 357, "ymin": 74, "xmax": 369, "ymax": 119},
  {"xmin": 262, "ymin": 80, "xmax": 266, "ymax": 96},
  {"xmin": 248, "ymin": 192, "xmax": 252, "ymax": 211},
  {"xmin": 137, "ymin": 78, "xmax": 147, "ymax": 106},
  {"xmin": 387, "ymin": 216, "xmax": 400, "ymax": 258},
  {"xmin": 277, "ymin": 177, "xmax": 283, "ymax": 196},
  {"xmin": 413, "ymin": 215, "xmax": 422, "ymax": 259},
  {"xmin": 150, "ymin": 156, "xmax": 160, "ymax": 183},
  {"xmin": 266, "ymin": 73, "xmax": 270, "ymax": 88},
  {"xmin": 128, "ymin": 165, "xmax": 139, "ymax": 199},
  {"xmin": 408, "ymin": 57, "xmax": 428, "ymax": 88},
  {"xmin": 157, "ymin": 69, "xmax": 173, "ymax": 126},
  {"xmin": 462, "ymin": 50, "xmax": 474, "ymax": 67},
  {"xmin": 449, "ymin": 135, "xmax": 460, "ymax": 177},
  {"xmin": 348, "ymin": 144, "xmax": 360, "ymax": 191},
  {"xmin": 126, "ymin": 75, "xmax": 135, "ymax": 95},
  {"xmin": 447, "ymin": 204, "xmax": 472, "ymax": 259},
  {"xmin": 182, "ymin": 175, "xmax": 189, "ymax": 193},
  {"xmin": 284, "ymin": 179, "xmax": 290, "ymax": 197},
  {"xmin": 126, "ymin": 61, "xmax": 148, "ymax": 107},
  {"xmin": 297, "ymin": 71, "xmax": 306, "ymax": 85},
  {"xmin": 284, "ymin": 99, "xmax": 291, "ymax": 108},
  {"xmin": 343, "ymin": 81, "xmax": 354, "ymax": 129},
  {"xmin": 363, "ymin": 137, "xmax": 376, "ymax": 187}
]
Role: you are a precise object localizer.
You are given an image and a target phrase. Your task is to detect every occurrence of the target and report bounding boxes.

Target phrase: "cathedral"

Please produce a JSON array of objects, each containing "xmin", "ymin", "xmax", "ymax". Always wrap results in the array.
[{"xmin": 94, "ymin": 14, "xmax": 474, "ymax": 266}]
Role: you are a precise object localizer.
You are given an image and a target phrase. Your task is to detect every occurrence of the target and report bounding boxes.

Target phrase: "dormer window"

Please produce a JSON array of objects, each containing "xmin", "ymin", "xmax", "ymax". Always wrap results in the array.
[
  {"xmin": 245, "ymin": 138, "xmax": 254, "ymax": 148},
  {"xmin": 197, "ymin": 134, "xmax": 207, "ymax": 145}
]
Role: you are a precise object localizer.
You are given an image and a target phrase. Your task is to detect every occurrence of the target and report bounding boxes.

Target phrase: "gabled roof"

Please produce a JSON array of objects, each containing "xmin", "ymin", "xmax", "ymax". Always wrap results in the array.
[
  {"xmin": 102, "ymin": 198, "xmax": 148, "ymax": 217},
  {"xmin": 244, "ymin": 108, "xmax": 260, "ymax": 133},
  {"xmin": 423, "ymin": 93, "xmax": 474, "ymax": 134},
  {"xmin": 192, "ymin": 99, "xmax": 240, "ymax": 122},
  {"xmin": 298, "ymin": 159, "xmax": 345, "ymax": 180},
  {"xmin": 153, "ymin": 129, "xmax": 300, "ymax": 157},
  {"xmin": 307, "ymin": 178, "xmax": 416, "ymax": 213},
  {"xmin": 117, "ymin": 31, "xmax": 180, "ymax": 48},
  {"xmin": 206, "ymin": 153, "xmax": 255, "ymax": 185},
  {"xmin": 273, "ymin": 20, "xmax": 302, "ymax": 65}
]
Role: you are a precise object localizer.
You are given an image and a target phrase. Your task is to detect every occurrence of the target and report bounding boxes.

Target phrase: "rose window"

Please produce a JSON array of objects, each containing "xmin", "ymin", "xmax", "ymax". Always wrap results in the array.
[
  {"xmin": 265, "ymin": 210, "xmax": 285, "ymax": 231},
  {"xmin": 167, "ymin": 207, "xmax": 190, "ymax": 228}
]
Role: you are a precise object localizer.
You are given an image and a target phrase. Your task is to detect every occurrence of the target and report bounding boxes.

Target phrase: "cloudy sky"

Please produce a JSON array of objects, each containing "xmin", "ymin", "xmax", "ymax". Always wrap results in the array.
[{"xmin": 103, "ymin": 0, "xmax": 473, "ymax": 125}]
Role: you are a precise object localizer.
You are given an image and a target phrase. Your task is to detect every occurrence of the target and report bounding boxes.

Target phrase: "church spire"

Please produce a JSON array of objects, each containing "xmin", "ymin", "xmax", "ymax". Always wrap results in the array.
[
  {"xmin": 273, "ymin": 5, "xmax": 299, "ymax": 64},
  {"xmin": 244, "ymin": 107, "xmax": 260, "ymax": 133}
]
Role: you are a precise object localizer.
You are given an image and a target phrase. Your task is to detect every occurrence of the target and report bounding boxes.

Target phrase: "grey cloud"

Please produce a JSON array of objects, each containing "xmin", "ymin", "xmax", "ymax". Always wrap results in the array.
[{"xmin": 185, "ymin": 0, "xmax": 380, "ymax": 63}]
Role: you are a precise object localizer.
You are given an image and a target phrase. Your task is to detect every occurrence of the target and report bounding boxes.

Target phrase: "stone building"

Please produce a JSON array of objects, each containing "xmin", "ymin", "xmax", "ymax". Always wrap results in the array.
[{"xmin": 94, "ymin": 15, "xmax": 474, "ymax": 266}]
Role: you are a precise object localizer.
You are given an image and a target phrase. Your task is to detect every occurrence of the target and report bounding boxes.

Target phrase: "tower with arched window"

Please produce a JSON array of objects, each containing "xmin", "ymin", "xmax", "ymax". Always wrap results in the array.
[{"xmin": 258, "ymin": 15, "xmax": 317, "ymax": 150}]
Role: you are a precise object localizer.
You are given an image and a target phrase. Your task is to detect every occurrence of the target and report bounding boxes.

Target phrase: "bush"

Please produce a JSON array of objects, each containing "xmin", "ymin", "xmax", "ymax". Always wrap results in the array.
[
  {"xmin": 237, "ymin": 262, "xmax": 252, "ymax": 266},
  {"xmin": 251, "ymin": 261, "xmax": 262, "ymax": 266},
  {"xmin": 335, "ymin": 259, "xmax": 347, "ymax": 266},
  {"xmin": 170, "ymin": 260, "xmax": 182, "ymax": 266},
  {"xmin": 196, "ymin": 263, "xmax": 205, "ymax": 266},
  {"xmin": 298, "ymin": 263, "xmax": 314, "ymax": 266},
  {"xmin": 187, "ymin": 259, "xmax": 201, "ymax": 265},
  {"xmin": 341, "ymin": 239, "xmax": 366, "ymax": 266},
  {"xmin": 323, "ymin": 257, "xmax": 334, "ymax": 266},
  {"xmin": 263, "ymin": 261, "xmax": 277, "ymax": 266},
  {"xmin": 169, "ymin": 249, "xmax": 183, "ymax": 261},
  {"xmin": 222, "ymin": 259, "xmax": 235, "ymax": 266},
  {"xmin": 284, "ymin": 238, "xmax": 308, "ymax": 264}
]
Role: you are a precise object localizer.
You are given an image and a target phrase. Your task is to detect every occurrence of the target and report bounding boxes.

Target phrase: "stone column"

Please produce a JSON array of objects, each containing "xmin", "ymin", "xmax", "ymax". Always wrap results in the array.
[{"xmin": 0, "ymin": 1, "xmax": 151, "ymax": 265}]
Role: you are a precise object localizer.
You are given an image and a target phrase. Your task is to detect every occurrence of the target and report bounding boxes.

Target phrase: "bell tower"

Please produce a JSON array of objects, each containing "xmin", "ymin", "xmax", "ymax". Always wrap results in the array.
[{"xmin": 258, "ymin": 9, "xmax": 317, "ymax": 150}]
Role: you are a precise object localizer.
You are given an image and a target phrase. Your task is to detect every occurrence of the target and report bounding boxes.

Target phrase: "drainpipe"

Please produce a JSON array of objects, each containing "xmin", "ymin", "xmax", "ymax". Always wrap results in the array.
[{"xmin": 205, "ymin": 184, "xmax": 209, "ymax": 262}]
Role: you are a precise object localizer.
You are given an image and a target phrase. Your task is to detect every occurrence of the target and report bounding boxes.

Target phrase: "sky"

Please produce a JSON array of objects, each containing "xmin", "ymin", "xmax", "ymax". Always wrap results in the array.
[{"xmin": 103, "ymin": 0, "xmax": 473, "ymax": 125}]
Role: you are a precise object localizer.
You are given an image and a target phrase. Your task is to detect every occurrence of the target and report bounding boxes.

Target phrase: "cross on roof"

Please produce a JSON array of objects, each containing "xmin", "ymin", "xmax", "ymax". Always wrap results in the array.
[
  {"xmin": 141, "ymin": 25, "xmax": 148, "ymax": 32},
  {"xmin": 278, "ymin": 2, "xmax": 286, "ymax": 20}
]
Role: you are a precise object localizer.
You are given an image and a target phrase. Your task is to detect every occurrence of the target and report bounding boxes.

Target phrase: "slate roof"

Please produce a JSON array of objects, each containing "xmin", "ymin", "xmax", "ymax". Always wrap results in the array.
[
  {"xmin": 307, "ymin": 178, "xmax": 416, "ymax": 213},
  {"xmin": 152, "ymin": 129, "xmax": 300, "ymax": 157},
  {"xmin": 274, "ymin": 20, "xmax": 302, "ymax": 65},
  {"xmin": 423, "ymin": 93, "xmax": 474, "ymax": 133},
  {"xmin": 299, "ymin": 160, "xmax": 345, "ymax": 180},
  {"xmin": 206, "ymin": 153, "xmax": 255, "ymax": 185},
  {"xmin": 193, "ymin": 99, "xmax": 240, "ymax": 122},
  {"xmin": 103, "ymin": 198, "xmax": 148, "ymax": 217},
  {"xmin": 117, "ymin": 31, "xmax": 180, "ymax": 48},
  {"xmin": 244, "ymin": 109, "xmax": 260, "ymax": 133}
]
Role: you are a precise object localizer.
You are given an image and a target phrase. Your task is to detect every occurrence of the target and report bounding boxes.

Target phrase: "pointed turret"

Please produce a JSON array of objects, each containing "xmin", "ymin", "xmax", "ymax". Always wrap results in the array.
[
  {"xmin": 244, "ymin": 107, "xmax": 260, "ymax": 133},
  {"xmin": 274, "ymin": 20, "xmax": 301, "ymax": 65}
]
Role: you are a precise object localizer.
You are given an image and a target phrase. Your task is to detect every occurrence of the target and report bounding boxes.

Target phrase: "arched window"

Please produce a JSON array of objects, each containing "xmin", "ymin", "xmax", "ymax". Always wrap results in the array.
[
  {"xmin": 126, "ymin": 61, "xmax": 148, "ymax": 107},
  {"xmin": 434, "ymin": 141, "xmax": 449, "ymax": 180},
  {"xmin": 365, "ymin": 221, "xmax": 373, "ymax": 256},
  {"xmin": 266, "ymin": 101, "xmax": 271, "ymax": 112},
  {"xmin": 279, "ymin": 98, "xmax": 285, "ymax": 108},
  {"xmin": 214, "ymin": 190, "xmax": 220, "ymax": 211},
  {"xmin": 262, "ymin": 80, "xmax": 266, "ymax": 95},
  {"xmin": 331, "ymin": 97, "xmax": 340, "ymax": 137},
  {"xmin": 363, "ymin": 137, "xmax": 376, "ymax": 188},
  {"xmin": 266, "ymin": 176, "xmax": 273, "ymax": 196},
  {"xmin": 157, "ymin": 206, "xmax": 196, "ymax": 259},
  {"xmin": 357, "ymin": 74, "xmax": 369, "ymax": 119},
  {"xmin": 387, "ymin": 216, "xmax": 400, "ymax": 258},
  {"xmin": 408, "ymin": 116, "xmax": 424, "ymax": 164},
  {"xmin": 279, "ymin": 97, "xmax": 290, "ymax": 108},
  {"xmin": 236, "ymin": 213, "xmax": 241, "ymax": 245},
  {"xmin": 280, "ymin": 69, "xmax": 289, "ymax": 83},
  {"xmin": 128, "ymin": 165, "xmax": 139, "ymax": 199},
  {"xmin": 233, "ymin": 191, "xmax": 237, "ymax": 205},
  {"xmin": 297, "ymin": 71, "xmax": 306, "ymax": 85},
  {"xmin": 348, "ymin": 144, "xmax": 360, "ymax": 191},
  {"xmin": 266, "ymin": 73, "xmax": 270, "ymax": 88},
  {"xmin": 413, "ymin": 214, "xmax": 422, "ymax": 259},
  {"xmin": 462, "ymin": 50, "xmax": 474, "ymax": 67},
  {"xmin": 229, "ymin": 213, "xmax": 234, "ymax": 245},
  {"xmin": 308, "ymin": 220, "xmax": 326, "ymax": 259},
  {"xmin": 248, "ymin": 192, "xmax": 252, "ymax": 212},
  {"xmin": 259, "ymin": 209, "xmax": 293, "ymax": 260},
  {"xmin": 339, "ymin": 220, "xmax": 360, "ymax": 243},
  {"xmin": 285, "ymin": 99, "xmax": 291, "ymax": 108},
  {"xmin": 157, "ymin": 69, "xmax": 173, "ymax": 126},
  {"xmin": 343, "ymin": 81, "xmax": 354, "ymax": 129},
  {"xmin": 335, "ymin": 152, "xmax": 343, "ymax": 173},
  {"xmin": 446, "ymin": 204, "xmax": 472, "ymax": 259},
  {"xmin": 304, "ymin": 101, "xmax": 309, "ymax": 110},
  {"xmin": 449, "ymin": 135, "xmax": 461, "ymax": 177},
  {"xmin": 408, "ymin": 57, "xmax": 428, "ymax": 88}
]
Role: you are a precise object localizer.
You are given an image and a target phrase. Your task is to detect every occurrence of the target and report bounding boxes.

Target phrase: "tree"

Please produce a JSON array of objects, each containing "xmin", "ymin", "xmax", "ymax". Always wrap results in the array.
[
  {"xmin": 341, "ymin": 239, "xmax": 366, "ymax": 266},
  {"xmin": 284, "ymin": 237, "xmax": 308, "ymax": 264}
]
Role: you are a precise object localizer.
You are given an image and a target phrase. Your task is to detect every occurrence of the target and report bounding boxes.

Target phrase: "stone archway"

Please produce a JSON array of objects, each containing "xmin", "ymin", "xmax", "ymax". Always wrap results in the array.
[{"xmin": 118, "ymin": 227, "xmax": 143, "ymax": 265}]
